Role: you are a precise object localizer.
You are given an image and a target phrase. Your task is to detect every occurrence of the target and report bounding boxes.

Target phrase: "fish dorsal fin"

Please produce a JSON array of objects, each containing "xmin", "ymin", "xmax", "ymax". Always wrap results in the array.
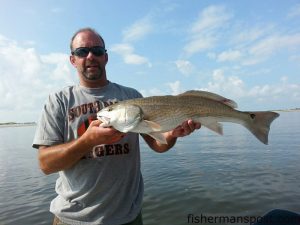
[{"xmin": 179, "ymin": 90, "xmax": 238, "ymax": 108}]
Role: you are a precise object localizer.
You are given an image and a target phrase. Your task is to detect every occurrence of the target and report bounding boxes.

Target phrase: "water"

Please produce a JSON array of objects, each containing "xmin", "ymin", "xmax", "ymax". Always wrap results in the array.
[{"xmin": 0, "ymin": 112, "xmax": 299, "ymax": 225}]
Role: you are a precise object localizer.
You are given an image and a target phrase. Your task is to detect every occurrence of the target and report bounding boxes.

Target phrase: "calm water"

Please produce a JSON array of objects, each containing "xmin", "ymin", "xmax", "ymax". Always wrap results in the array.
[{"xmin": 0, "ymin": 112, "xmax": 299, "ymax": 225}]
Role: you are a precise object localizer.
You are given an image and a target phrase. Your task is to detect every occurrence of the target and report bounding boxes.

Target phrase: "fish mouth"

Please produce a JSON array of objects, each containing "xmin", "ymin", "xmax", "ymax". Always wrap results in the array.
[{"xmin": 97, "ymin": 115, "xmax": 111, "ymax": 125}]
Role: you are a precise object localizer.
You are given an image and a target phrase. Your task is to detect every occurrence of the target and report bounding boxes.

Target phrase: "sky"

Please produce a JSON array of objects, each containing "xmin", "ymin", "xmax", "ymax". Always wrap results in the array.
[{"xmin": 0, "ymin": 0, "xmax": 299, "ymax": 122}]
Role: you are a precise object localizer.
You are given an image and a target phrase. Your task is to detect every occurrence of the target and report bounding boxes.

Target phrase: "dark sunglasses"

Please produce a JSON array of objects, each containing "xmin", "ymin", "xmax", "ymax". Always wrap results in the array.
[{"xmin": 71, "ymin": 46, "xmax": 107, "ymax": 57}]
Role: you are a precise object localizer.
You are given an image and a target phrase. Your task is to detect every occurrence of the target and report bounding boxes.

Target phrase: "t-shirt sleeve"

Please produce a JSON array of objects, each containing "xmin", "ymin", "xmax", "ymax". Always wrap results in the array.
[
  {"xmin": 134, "ymin": 90, "xmax": 143, "ymax": 99},
  {"xmin": 127, "ymin": 87, "xmax": 143, "ymax": 99},
  {"xmin": 32, "ymin": 93, "xmax": 65, "ymax": 149}
]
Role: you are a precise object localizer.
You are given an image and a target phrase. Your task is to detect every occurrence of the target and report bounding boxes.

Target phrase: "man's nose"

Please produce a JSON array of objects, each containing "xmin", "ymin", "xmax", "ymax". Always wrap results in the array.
[{"xmin": 86, "ymin": 51, "xmax": 96, "ymax": 59}]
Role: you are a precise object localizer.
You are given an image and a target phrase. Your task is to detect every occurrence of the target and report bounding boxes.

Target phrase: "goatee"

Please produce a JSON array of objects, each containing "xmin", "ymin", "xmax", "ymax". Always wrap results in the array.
[{"xmin": 83, "ymin": 67, "xmax": 103, "ymax": 81}]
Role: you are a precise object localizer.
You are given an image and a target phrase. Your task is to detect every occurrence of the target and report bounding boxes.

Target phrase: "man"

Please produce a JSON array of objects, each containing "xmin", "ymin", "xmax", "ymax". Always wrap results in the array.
[{"xmin": 33, "ymin": 27, "xmax": 201, "ymax": 225}]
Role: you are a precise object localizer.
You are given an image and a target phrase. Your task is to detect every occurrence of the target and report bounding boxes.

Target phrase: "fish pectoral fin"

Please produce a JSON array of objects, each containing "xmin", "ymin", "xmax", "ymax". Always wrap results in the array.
[
  {"xmin": 201, "ymin": 121, "xmax": 223, "ymax": 135},
  {"xmin": 141, "ymin": 120, "xmax": 162, "ymax": 132},
  {"xmin": 148, "ymin": 132, "xmax": 168, "ymax": 144},
  {"xmin": 121, "ymin": 125, "xmax": 136, "ymax": 133}
]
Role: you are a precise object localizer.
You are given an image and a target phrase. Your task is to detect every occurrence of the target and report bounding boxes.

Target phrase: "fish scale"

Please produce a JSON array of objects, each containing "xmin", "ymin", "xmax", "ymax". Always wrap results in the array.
[{"xmin": 128, "ymin": 95, "xmax": 239, "ymax": 121}]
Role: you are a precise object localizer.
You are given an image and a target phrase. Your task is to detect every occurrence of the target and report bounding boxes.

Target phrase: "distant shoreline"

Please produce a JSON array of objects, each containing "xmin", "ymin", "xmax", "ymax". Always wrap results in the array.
[
  {"xmin": 273, "ymin": 108, "xmax": 300, "ymax": 112},
  {"xmin": 0, "ymin": 122, "xmax": 36, "ymax": 128},
  {"xmin": 0, "ymin": 109, "xmax": 299, "ymax": 128}
]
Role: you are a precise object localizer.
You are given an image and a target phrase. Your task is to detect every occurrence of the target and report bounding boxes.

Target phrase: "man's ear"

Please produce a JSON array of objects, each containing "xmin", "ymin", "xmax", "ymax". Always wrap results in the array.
[
  {"xmin": 70, "ymin": 55, "xmax": 76, "ymax": 67},
  {"xmin": 105, "ymin": 53, "xmax": 108, "ymax": 64}
]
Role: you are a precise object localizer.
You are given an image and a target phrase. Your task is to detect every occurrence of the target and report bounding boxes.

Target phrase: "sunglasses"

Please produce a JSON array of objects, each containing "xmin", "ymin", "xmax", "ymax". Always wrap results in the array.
[{"xmin": 71, "ymin": 46, "xmax": 107, "ymax": 57}]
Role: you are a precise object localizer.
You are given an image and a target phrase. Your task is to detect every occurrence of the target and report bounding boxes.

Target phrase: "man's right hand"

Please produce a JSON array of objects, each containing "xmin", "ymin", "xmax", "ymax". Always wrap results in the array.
[{"xmin": 81, "ymin": 119, "xmax": 125, "ymax": 147}]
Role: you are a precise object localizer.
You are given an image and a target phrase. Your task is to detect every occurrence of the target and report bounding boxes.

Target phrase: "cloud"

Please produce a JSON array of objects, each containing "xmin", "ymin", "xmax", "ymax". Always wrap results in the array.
[
  {"xmin": 204, "ymin": 69, "xmax": 245, "ymax": 98},
  {"xmin": 175, "ymin": 60, "xmax": 194, "ymax": 76},
  {"xmin": 217, "ymin": 50, "xmax": 242, "ymax": 62},
  {"xmin": 122, "ymin": 17, "xmax": 153, "ymax": 42},
  {"xmin": 140, "ymin": 88, "xmax": 165, "ymax": 97},
  {"xmin": 184, "ymin": 36, "xmax": 216, "ymax": 56},
  {"xmin": 249, "ymin": 34, "xmax": 300, "ymax": 56},
  {"xmin": 247, "ymin": 81, "xmax": 300, "ymax": 104},
  {"xmin": 190, "ymin": 5, "xmax": 231, "ymax": 33},
  {"xmin": 41, "ymin": 53, "xmax": 75, "ymax": 84},
  {"xmin": 140, "ymin": 80, "xmax": 183, "ymax": 97},
  {"xmin": 140, "ymin": 68, "xmax": 299, "ymax": 110},
  {"xmin": 166, "ymin": 80, "xmax": 183, "ymax": 95},
  {"xmin": 243, "ymin": 33, "xmax": 300, "ymax": 65},
  {"xmin": 209, "ymin": 22, "xmax": 300, "ymax": 65},
  {"xmin": 110, "ymin": 43, "xmax": 151, "ymax": 66},
  {"xmin": 111, "ymin": 16, "xmax": 153, "ymax": 67},
  {"xmin": 184, "ymin": 5, "xmax": 232, "ymax": 55},
  {"xmin": 22, "ymin": 40, "xmax": 36, "ymax": 46},
  {"xmin": 199, "ymin": 69, "xmax": 300, "ymax": 109},
  {"xmin": 182, "ymin": 5, "xmax": 300, "ymax": 66},
  {"xmin": 0, "ymin": 34, "xmax": 75, "ymax": 122},
  {"xmin": 232, "ymin": 25, "xmax": 275, "ymax": 46}
]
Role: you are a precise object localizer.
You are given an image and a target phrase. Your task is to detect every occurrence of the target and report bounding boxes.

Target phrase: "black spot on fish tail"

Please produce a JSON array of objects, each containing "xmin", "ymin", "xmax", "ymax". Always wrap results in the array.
[{"xmin": 244, "ymin": 111, "xmax": 279, "ymax": 145}]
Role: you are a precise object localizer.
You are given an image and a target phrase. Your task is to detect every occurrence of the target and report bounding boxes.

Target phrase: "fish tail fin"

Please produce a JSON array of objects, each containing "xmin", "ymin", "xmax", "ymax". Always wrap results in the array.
[{"xmin": 244, "ymin": 111, "xmax": 279, "ymax": 145}]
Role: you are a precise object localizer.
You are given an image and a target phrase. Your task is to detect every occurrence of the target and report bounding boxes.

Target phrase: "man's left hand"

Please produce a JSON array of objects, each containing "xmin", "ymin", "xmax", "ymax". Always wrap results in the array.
[{"xmin": 169, "ymin": 119, "xmax": 201, "ymax": 138}]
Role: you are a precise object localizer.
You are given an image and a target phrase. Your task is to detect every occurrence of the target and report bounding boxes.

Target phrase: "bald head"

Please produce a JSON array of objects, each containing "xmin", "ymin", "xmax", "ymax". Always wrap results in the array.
[{"xmin": 70, "ymin": 28, "xmax": 105, "ymax": 52}]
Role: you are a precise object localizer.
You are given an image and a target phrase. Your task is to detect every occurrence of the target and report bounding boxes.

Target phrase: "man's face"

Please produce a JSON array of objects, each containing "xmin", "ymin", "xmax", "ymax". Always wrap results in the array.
[{"xmin": 70, "ymin": 31, "xmax": 108, "ymax": 83}]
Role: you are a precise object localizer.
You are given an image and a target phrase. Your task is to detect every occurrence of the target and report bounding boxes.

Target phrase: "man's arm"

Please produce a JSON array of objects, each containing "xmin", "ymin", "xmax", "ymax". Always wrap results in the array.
[
  {"xmin": 38, "ymin": 120, "xmax": 124, "ymax": 175},
  {"xmin": 142, "ymin": 120, "xmax": 201, "ymax": 153}
]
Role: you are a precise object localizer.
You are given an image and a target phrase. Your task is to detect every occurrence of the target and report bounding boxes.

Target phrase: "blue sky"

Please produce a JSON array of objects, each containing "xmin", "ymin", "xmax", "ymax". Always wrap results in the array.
[{"xmin": 0, "ymin": 0, "xmax": 299, "ymax": 122}]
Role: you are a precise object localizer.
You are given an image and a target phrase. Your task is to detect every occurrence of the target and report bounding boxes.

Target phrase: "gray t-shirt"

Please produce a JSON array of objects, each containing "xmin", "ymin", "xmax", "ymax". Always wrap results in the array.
[{"xmin": 33, "ymin": 82, "xmax": 144, "ymax": 225}]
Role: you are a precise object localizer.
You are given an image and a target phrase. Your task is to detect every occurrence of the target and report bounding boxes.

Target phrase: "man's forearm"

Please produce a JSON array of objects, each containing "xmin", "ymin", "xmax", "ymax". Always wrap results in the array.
[
  {"xmin": 142, "ymin": 132, "xmax": 177, "ymax": 153},
  {"xmin": 38, "ymin": 120, "xmax": 125, "ymax": 175},
  {"xmin": 38, "ymin": 137, "xmax": 93, "ymax": 175}
]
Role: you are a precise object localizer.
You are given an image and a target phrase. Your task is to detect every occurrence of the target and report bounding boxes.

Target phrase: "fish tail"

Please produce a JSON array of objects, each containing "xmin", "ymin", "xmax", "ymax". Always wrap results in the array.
[{"xmin": 244, "ymin": 111, "xmax": 279, "ymax": 145}]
